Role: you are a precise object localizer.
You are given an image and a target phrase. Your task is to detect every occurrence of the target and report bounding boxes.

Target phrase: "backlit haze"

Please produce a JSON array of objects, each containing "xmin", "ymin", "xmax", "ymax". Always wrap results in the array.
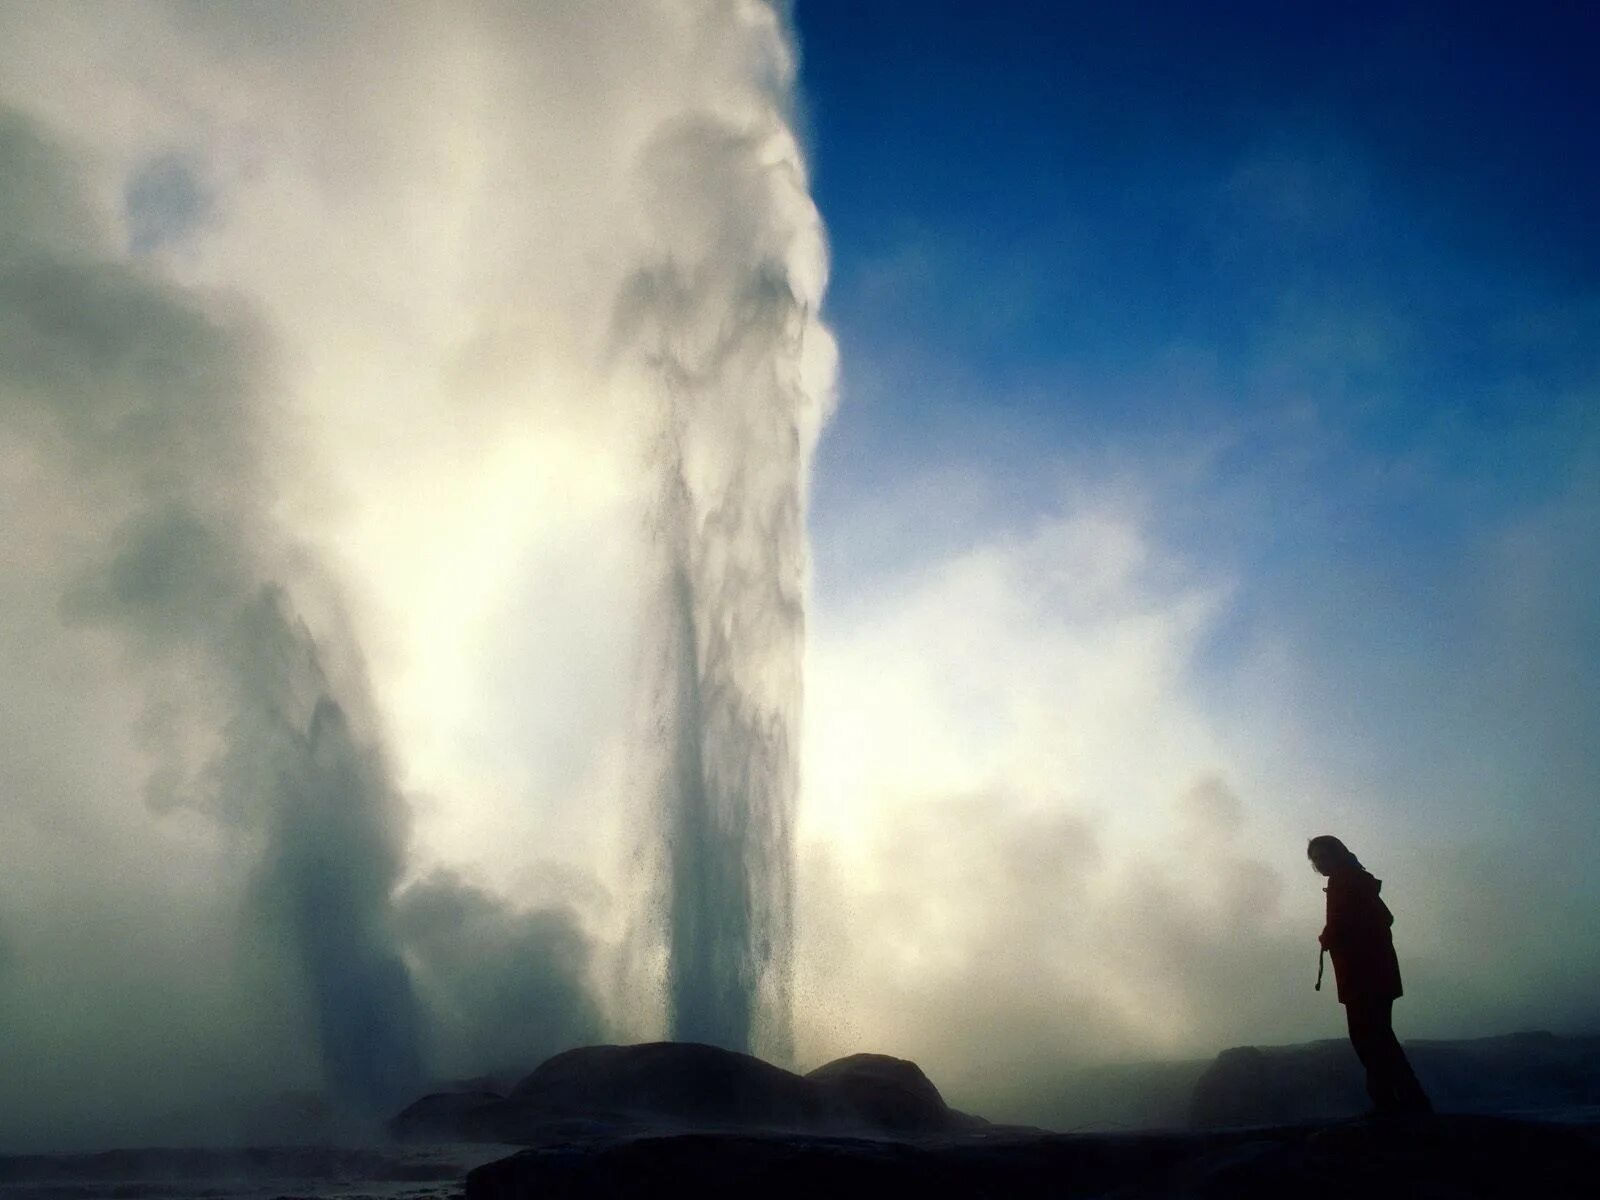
[{"xmin": 1, "ymin": 0, "xmax": 1596, "ymax": 1150}]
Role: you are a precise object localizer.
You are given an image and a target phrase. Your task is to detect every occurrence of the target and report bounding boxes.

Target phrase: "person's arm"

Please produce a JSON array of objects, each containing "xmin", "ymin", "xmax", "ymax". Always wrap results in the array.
[{"xmin": 1319, "ymin": 875, "xmax": 1354, "ymax": 950}]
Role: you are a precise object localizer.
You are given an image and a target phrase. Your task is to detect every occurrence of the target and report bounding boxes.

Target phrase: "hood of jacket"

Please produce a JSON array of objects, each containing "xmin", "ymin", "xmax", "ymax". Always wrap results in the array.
[{"xmin": 1325, "ymin": 866, "xmax": 1382, "ymax": 895}]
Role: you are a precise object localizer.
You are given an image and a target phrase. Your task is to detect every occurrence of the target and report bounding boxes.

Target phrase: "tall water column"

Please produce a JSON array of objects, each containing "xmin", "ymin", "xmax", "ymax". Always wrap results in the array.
[{"xmin": 620, "ymin": 94, "xmax": 834, "ymax": 1056}]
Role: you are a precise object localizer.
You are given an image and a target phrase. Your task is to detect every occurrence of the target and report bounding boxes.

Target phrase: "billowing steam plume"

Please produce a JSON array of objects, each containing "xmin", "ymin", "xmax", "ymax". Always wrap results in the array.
[{"xmin": 0, "ymin": 113, "xmax": 422, "ymax": 1112}]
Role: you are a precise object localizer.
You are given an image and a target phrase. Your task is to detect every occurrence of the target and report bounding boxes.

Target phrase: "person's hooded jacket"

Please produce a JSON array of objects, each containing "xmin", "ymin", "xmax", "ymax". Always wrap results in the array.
[{"xmin": 1319, "ymin": 866, "xmax": 1403, "ymax": 1005}]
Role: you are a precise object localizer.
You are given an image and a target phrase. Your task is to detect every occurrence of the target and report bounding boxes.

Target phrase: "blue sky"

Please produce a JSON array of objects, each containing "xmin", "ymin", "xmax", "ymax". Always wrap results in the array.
[
  {"xmin": 798, "ymin": 0, "xmax": 1597, "ymax": 524},
  {"xmin": 794, "ymin": 2, "xmax": 1599, "ymax": 835}
]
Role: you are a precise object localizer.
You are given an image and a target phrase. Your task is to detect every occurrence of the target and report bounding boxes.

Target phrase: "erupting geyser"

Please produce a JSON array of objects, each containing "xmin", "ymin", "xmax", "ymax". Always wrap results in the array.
[
  {"xmin": 0, "ymin": 1, "xmax": 836, "ymax": 1144},
  {"xmin": 621, "ymin": 103, "xmax": 835, "ymax": 1055}
]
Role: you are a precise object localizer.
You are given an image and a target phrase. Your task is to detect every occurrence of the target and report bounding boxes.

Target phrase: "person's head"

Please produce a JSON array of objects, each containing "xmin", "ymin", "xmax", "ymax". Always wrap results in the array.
[{"xmin": 1307, "ymin": 835, "xmax": 1363, "ymax": 877}]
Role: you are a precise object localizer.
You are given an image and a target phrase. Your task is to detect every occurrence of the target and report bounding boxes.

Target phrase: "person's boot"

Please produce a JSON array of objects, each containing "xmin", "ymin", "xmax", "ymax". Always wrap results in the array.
[
  {"xmin": 1361, "ymin": 1070, "xmax": 1395, "ymax": 1118},
  {"xmin": 1397, "ymin": 1081, "xmax": 1433, "ymax": 1115},
  {"xmin": 1392, "ymin": 1061, "xmax": 1432, "ymax": 1115}
]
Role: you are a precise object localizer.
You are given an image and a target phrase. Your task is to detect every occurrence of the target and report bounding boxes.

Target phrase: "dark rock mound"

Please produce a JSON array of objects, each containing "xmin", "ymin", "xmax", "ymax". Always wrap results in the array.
[
  {"xmin": 1190, "ymin": 1042, "xmax": 1362, "ymax": 1128},
  {"xmin": 392, "ymin": 1042, "xmax": 975, "ymax": 1143},
  {"xmin": 389, "ymin": 1089, "xmax": 506, "ymax": 1141},
  {"xmin": 510, "ymin": 1042, "xmax": 831, "ymax": 1129},
  {"xmin": 1190, "ymin": 1044, "xmax": 1268, "ymax": 1128},
  {"xmin": 805, "ymin": 1053, "xmax": 963, "ymax": 1133},
  {"xmin": 464, "ymin": 1113, "xmax": 1600, "ymax": 1200}
]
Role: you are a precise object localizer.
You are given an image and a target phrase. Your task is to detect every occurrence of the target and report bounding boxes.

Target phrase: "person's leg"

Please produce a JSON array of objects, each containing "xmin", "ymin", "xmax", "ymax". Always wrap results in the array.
[
  {"xmin": 1364, "ymin": 1000, "xmax": 1433, "ymax": 1114},
  {"xmin": 1376, "ymin": 1003, "xmax": 1433, "ymax": 1113},
  {"xmin": 1344, "ymin": 1001, "xmax": 1391, "ymax": 1112}
]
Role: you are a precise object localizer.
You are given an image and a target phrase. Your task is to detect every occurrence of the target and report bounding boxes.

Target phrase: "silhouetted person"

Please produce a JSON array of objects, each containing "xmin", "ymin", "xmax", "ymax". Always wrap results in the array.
[{"xmin": 1308, "ymin": 834, "xmax": 1432, "ymax": 1116}]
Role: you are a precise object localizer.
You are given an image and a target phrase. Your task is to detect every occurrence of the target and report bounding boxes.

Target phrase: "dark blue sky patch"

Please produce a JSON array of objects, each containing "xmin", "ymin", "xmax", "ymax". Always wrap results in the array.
[{"xmin": 793, "ymin": 0, "xmax": 1600, "ymax": 529}]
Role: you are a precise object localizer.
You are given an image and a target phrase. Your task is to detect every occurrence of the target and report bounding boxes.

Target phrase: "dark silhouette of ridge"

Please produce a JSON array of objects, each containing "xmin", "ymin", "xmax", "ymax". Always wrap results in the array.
[
  {"xmin": 1192, "ymin": 1030, "xmax": 1600, "ymax": 1129},
  {"xmin": 390, "ymin": 1041, "xmax": 984, "ymax": 1143},
  {"xmin": 510, "ymin": 1042, "xmax": 826, "ymax": 1128}
]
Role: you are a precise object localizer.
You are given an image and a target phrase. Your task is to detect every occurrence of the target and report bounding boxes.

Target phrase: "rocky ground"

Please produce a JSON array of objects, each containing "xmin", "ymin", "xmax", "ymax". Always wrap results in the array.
[
  {"xmin": 463, "ymin": 1113, "xmax": 1600, "ymax": 1199},
  {"xmin": 0, "ymin": 1143, "xmax": 502, "ymax": 1200},
  {"xmin": 7, "ymin": 1035, "xmax": 1599, "ymax": 1199},
  {"xmin": 5, "ymin": 1116, "xmax": 1596, "ymax": 1200}
]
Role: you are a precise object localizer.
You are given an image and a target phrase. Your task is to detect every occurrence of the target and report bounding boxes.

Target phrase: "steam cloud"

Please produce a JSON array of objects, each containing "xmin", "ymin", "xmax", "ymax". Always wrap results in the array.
[
  {"xmin": 396, "ymin": 871, "xmax": 601, "ymax": 1081},
  {"xmin": 1, "ymin": 112, "xmax": 422, "ymax": 1112}
]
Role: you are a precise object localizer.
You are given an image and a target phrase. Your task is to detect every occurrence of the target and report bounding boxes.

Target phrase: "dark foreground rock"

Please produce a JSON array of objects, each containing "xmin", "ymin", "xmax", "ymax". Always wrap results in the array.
[
  {"xmin": 393, "ymin": 1042, "xmax": 982, "ymax": 1143},
  {"xmin": 465, "ymin": 1113, "xmax": 1600, "ymax": 1200}
]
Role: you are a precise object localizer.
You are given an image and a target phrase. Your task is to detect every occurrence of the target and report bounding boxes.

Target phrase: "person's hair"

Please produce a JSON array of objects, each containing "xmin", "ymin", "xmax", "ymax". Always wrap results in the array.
[{"xmin": 1307, "ymin": 834, "xmax": 1364, "ymax": 872}]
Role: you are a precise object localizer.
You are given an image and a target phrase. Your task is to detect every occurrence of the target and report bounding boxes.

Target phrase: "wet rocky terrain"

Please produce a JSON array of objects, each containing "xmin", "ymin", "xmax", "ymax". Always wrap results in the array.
[
  {"xmin": 0, "ymin": 1143, "xmax": 498, "ymax": 1200},
  {"xmin": 5, "ymin": 1034, "xmax": 1598, "ymax": 1199},
  {"xmin": 462, "ymin": 1113, "xmax": 1600, "ymax": 1199}
]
